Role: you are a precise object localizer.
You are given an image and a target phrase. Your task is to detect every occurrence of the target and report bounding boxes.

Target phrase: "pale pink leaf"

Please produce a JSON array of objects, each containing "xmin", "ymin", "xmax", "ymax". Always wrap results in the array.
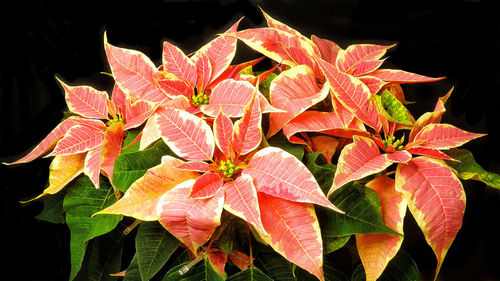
[
  {"xmin": 311, "ymin": 35, "xmax": 341, "ymax": 64},
  {"xmin": 232, "ymin": 90, "xmax": 262, "ymax": 155},
  {"xmin": 356, "ymin": 176, "xmax": 406, "ymax": 281},
  {"xmin": 156, "ymin": 108, "xmax": 215, "ymax": 161},
  {"xmin": 124, "ymin": 98, "xmax": 158, "ymax": 130},
  {"xmin": 329, "ymin": 136, "xmax": 393, "ymax": 195},
  {"xmin": 358, "ymin": 76, "xmax": 387, "ymax": 95},
  {"xmin": 213, "ymin": 110, "xmax": 234, "ymax": 157},
  {"xmin": 84, "ymin": 145, "xmax": 103, "ymax": 189},
  {"xmin": 386, "ymin": 150, "xmax": 412, "ymax": 163},
  {"xmin": 3, "ymin": 116, "xmax": 89, "ymax": 165},
  {"xmin": 368, "ymin": 69, "xmax": 445, "ymax": 84},
  {"xmin": 413, "ymin": 123, "xmax": 485, "ymax": 150},
  {"xmin": 189, "ymin": 172, "xmax": 223, "ymax": 199},
  {"xmin": 410, "ymin": 88, "xmax": 453, "ymax": 141},
  {"xmin": 104, "ymin": 35, "xmax": 166, "ymax": 103},
  {"xmin": 223, "ymin": 174, "xmax": 268, "ymax": 235},
  {"xmin": 192, "ymin": 19, "xmax": 241, "ymax": 84},
  {"xmin": 139, "ymin": 113, "xmax": 162, "ymax": 150},
  {"xmin": 156, "ymin": 78, "xmax": 193, "ymax": 99},
  {"xmin": 406, "ymin": 147, "xmax": 455, "ymax": 161},
  {"xmin": 244, "ymin": 147, "xmax": 341, "ymax": 212},
  {"xmin": 200, "ymin": 79, "xmax": 255, "ymax": 117},
  {"xmin": 177, "ymin": 161, "xmax": 211, "ymax": 173},
  {"xmin": 318, "ymin": 58, "xmax": 381, "ymax": 130},
  {"xmin": 194, "ymin": 54, "xmax": 212, "ymax": 92},
  {"xmin": 258, "ymin": 193, "xmax": 324, "ymax": 281},
  {"xmin": 335, "ymin": 44, "xmax": 393, "ymax": 76},
  {"xmin": 267, "ymin": 65, "xmax": 330, "ymax": 138},
  {"xmin": 58, "ymin": 78, "xmax": 109, "ymax": 119},
  {"xmin": 162, "ymin": 41, "xmax": 198, "ymax": 87},
  {"xmin": 49, "ymin": 121, "xmax": 106, "ymax": 156},
  {"xmin": 157, "ymin": 179, "xmax": 224, "ymax": 255},
  {"xmin": 396, "ymin": 157, "xmax": 466, "ymax": 279}
]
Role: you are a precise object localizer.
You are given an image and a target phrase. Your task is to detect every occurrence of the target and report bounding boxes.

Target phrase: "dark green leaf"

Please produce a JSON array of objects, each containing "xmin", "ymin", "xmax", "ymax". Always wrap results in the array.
[
  {"xmin": 257, "ymin": 251, "xmax": 296, "ymax": 281},
  {"xmin": 268, "ymin": 132, "xmax": 305, "ymax": 161},
  {"xmin": 63, "ymin": 176, "xmax": 123, "ymax": 281},
  {"xmin": 319, "ymin": 183, "xmax": 399, "ymax": 237},
  {"xmin": 136, "ymin": 221, "xmax": 179, "ymax": 281},
  {"xmin": 446, "ymin": 148, "xmax": 500, "ymax": 189},
  {"xmin": 351, "ymin": 249, "xmax": 419, "ymax": 281},
  {"xmin": 36, "ymin": 191, "xmax": 66, "ymax": 224},
  {"xmin": 113, "ymin": 139, "xmax": 171, "ymax": 192},
  {"xmin": 324, "ymin": 236, "xmax": 350, "ymax": 254},
  {"xmin": 121, "ymin": 129, "xmax": 142, "ymax": 154},
  {"xmin": 88, "ymin": 223, "xmax": 125, "ymax": 281},
  {"xmin": 227, "ymin": 267, "xmax": 273, "ymax": 281},
  {"xmin": 294, "ymin": 249, "xmax": 351, "ymax": 281},
  {"xmin": 259, "ymin": 72, "xmax": 278, "ymax": 100},
  {"xmin": 304, "ymin": 152, "xmax": 336, "ymax": 194},
  {"xmin": 124, "ymin": 255, "xmax": 141, "ymax": 281},
  {"xmin": 162, "ymin": 258, "xmax": 224, "ymax": 281}
]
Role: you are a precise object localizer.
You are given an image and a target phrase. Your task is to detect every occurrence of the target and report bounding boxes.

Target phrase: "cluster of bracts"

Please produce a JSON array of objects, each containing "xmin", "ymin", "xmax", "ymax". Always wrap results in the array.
[{"xmin": 5, "ymin": 10, "xmax": 485, "ymax": 281}]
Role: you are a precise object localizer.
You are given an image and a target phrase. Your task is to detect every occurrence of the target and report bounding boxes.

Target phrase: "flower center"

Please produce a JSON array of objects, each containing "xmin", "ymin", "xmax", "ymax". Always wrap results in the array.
[
  {"xmin": 191, "ymin": 88, "xmax": 209, "ymax": 107},
  {"xmin": 382, "ymin": 135, "xmax": 404, "ymax": 152},
  {"xmin": 108, "ymin": 114, "xmax": 124, "ymax": 125},
  {"xmin": 218, "ymin": 160, "xmax": 239, "ymax": 178}
]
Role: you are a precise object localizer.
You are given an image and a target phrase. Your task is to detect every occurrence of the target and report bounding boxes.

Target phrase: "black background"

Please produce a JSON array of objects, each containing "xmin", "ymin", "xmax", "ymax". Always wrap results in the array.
[{"xmin": 1, "ymin": 1, "xmax": 500, "ymax": 280}]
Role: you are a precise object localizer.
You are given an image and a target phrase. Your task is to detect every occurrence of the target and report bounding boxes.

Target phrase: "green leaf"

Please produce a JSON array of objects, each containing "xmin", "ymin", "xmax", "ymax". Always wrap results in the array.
[
  {"xmin": 304, "ymin": 152, "xmax": 336, "ymax": 193},
  {"xmin": 88, "ymin": 223, "xmax": 125, "ymax": 281},
  {"xmin": 257, "ymin": 251, "xmax": 296, "ymax": 281},
  {"xmin": 63, "ymin": 176, "xmax": 123, "ymax": 281},
  {"xmin": 123, "ymin": 255, "xmax": 141, "ymax": 281},
  {"xmin": 351, "ymin": 249, "xmax": 419, "ymax": 281},
  {"xmin": 324, "ymin": 236, "xmax": 350, "ymax": 254},
  {"xmin": 122, "ymin": 129, "xmax": 142, "ymax": 154},
  {"xmin": 113, "ymin": 139, "xmax": 171, "ymax": 192},
  {"xmin": 259, "ymin": 72, "xmax": 278, "ymax": 100},
  {"xmin": 445, "ymin": 148, "xmax": 500, "ymax": 189},
  {"xmin": 36, "ymin": 191, "xmax": 66, "ymax": 224},
  {"xmin": 375, "ymin": 89, "xmax": 413, "ymax": 125},
  {"xmin": 268, "ymin": 131, "xmax": 304, "ymax": 161},
  {"xmin": 227, "ymin": 267, "xmax": 273, "ymax": 281},
  {"xmin": 136, "ymin": 221, "xmax": 180, "ymax": 281},
  {"xmin": 162, "ymin": 258, "xmax": 224, "ymax": 281},
  {"xmin": 319, "ymin": 183, "xmax": 399, "ymax": 237}
]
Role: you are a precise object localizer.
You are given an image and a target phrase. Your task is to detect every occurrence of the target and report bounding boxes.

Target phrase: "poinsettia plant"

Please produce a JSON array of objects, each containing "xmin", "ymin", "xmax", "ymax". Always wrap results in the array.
[{"xmin": 4, "ymin": 9, "xmax": 500, "ymax": 281}]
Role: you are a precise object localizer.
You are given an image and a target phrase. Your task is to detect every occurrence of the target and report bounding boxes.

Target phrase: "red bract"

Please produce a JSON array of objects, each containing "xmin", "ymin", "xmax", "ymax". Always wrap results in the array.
[{"xmin": 4, "ymin": 79, "xmax": 155, "ymax": 191}]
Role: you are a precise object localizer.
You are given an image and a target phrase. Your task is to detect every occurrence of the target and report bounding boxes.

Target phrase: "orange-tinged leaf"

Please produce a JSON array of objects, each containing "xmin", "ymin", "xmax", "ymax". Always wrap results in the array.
[
  {"xmin": 257, "ymin": 192, "xmax": 324, "ymax": 281},
  {"xmin": 3, "ymin": 116, "xmax": 88, "ymax": 165},
  {"xmin": 229, "ymin": 250, "xmax": 252, "ymax": 271},
  {"xmin": 310, "ymin": 136, "xmax": 339, "ymax": 164},
  {"xmin": 261, "ymin": 9, "xmax": 308, "ymax": 43},
  {"xmin": 311, "ymin": 35, "xmax": 341, "ymax": 64},
  {"xmin": 356, "ymin": 176, "xmax": 406, "ymax": 281},
  {"xmin": 318, "ymin": 58, "xmax": 381, "ymax": 130},
  {"xmin": 27, "ymin": 153, "xmax": 86, "ymax": 201},
  {"xmin": 104, "ymin": 34, "xmax": 166, "ymax": 103},
  {"xmin": 177, "ymin": 161, "xmax": 211, "ymax": 173},
  {"xmin": 96, "ymin": 156, "xmax": 199, "ymax": 221},
  {"xmin": 335, "ymin": 44, "xmax": 393, "ymax": 76},
  {"xmin": 267, "ymin": 65, "xmax": 330, "ymax": 138},
  {"xmin": 49, "ymin": 121, "xmax": 106, "ymax": 156},
  {"xmin": 329, "ymin": 136, "xmax": 393, "ymax": 196},
  {"xmin": 189, "ymin": 172, "xmax": 223, "ymax": 199},
  {"xmin": 58, "ymin": 78, "xmax": 109, "ymax": 119},
  {"xmin": 156, "ymin": 108, "xmax": 215, "ymax": 161},
  {"xmin": 386, "ymin": 150, "xmax": 412, "ymax": 163},
  {"xmin": 223, "ymin": 174, "xmax": 268, "ymax": 235},
  {"xmin": 244, "ymin": 147, "xmax": 342, "ymax": 212},
  {"xmin": 157, "ymin": 179, "xmax": 224, "ymax": 255},
  {"xmin": 111, "ymin": 84, "xmax": 126, "ymax": 113},
  {"xmin": 213, "ymin": 110, "xmax": 233, "ymax": 157},
  {"xmin": 162, "ymin": 41, "xmax": 198, "ymax": 87},
  {"xmin": 140, "ymin": 113, "xmax": 162, "ymax": 150},
  {"xmin": 232, "ymin": 89, "xmax": 262, "ymax": 155},
  {"xmin": 406, "ymin": 147, "xmax": 455, "ymax": 161},
  {"xmin": 100, "ymin": 122, "xmax": 125, "ymax": 182},
  {"xmin": 358, "ymin": 76, "xmax": 387, "ymax": 95},
  {"xmin": 200, "ymin": 79, "xmax": 256, "ymax": 117},
  {"xmin": 413, "ymin": 123, "xmax": 485, "ymax": 150},
  {"xmin": 368, "ymin": 69, "xmax": 445, "ymax": 84},
  {"xmin": 156, "ymin": 78, "xmax": 192, "ymax": 99},
  {"xmin": 396, "ymin": 157, "xmax": 466, "ymax": 280},
  {"xmin": 192, "ymin": 19, "xmax": 241, "ymax": 85}
]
